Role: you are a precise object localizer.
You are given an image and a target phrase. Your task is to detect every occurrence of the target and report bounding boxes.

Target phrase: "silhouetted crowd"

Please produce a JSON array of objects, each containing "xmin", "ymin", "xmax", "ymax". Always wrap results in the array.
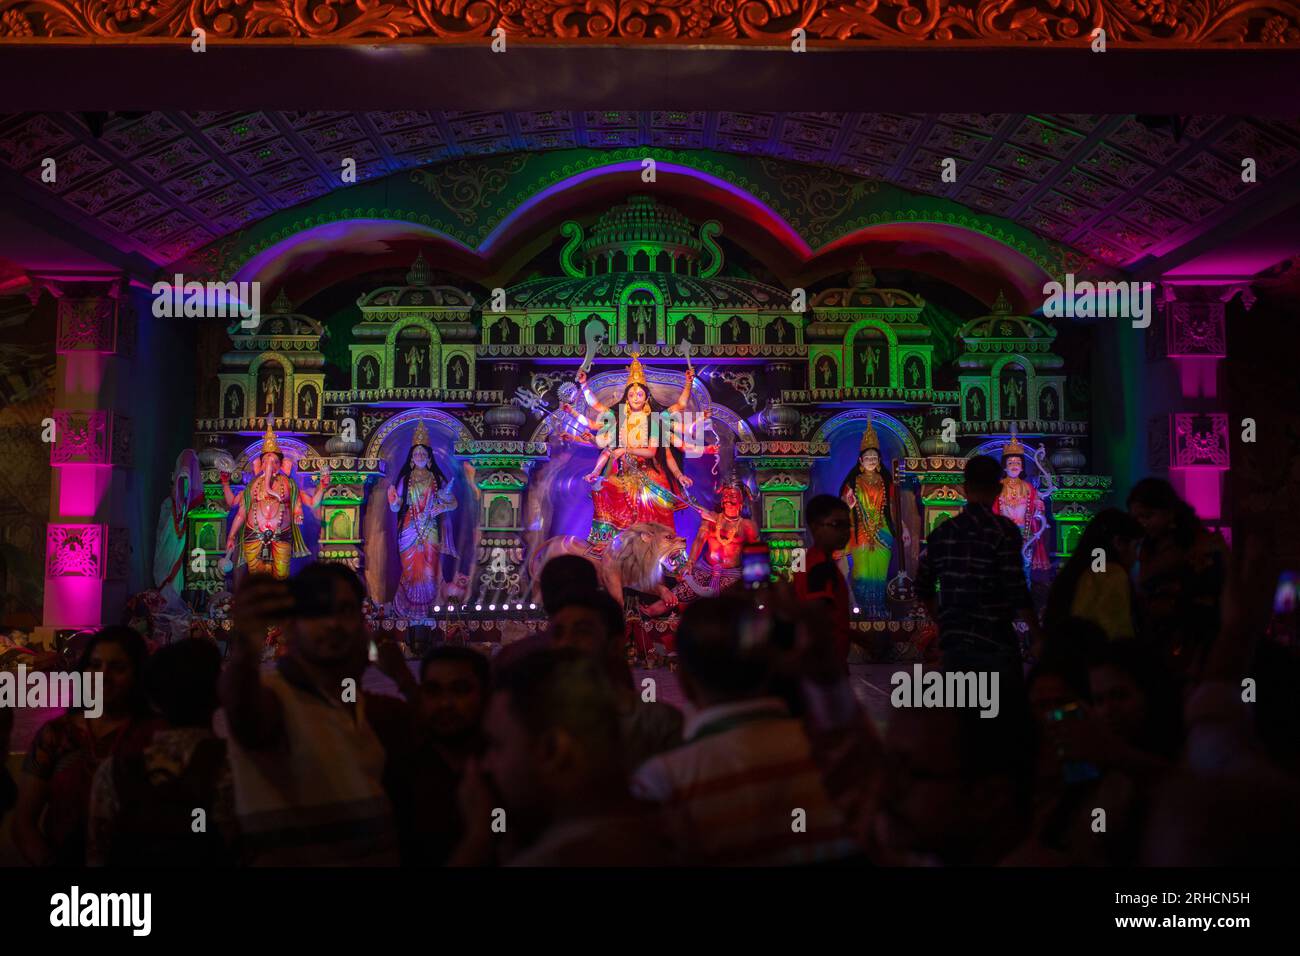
[{"xmin": 3, "ymin": 462, "xmax": 1298, "ymax": 867}]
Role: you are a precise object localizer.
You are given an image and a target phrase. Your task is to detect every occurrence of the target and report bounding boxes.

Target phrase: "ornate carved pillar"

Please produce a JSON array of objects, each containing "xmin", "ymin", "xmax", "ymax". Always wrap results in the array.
[
  {"xmin": 1049, "ymin": 476, "xmax": 1114, "ymax": 559},
  {"xmin": 455, "ymin": 439, "xmax": 549, "ymax": 605},
  {"xmin": 298, "ymin": 455, "xmax": 385, "ymax": 571},
  {"xmin": 36, "ymin": 276, "xmax": 135, "ymax": 635},
  {"xmin": 734, "ymin": 439, "xmax": 826, "ymax": 577},
  {"xmin": 899, "ymin": 456, "xmax": 967, "ymax": 537}
]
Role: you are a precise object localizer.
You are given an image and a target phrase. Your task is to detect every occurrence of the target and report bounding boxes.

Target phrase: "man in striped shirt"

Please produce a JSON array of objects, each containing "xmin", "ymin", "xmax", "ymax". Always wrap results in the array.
[
  {"xmin": 632, "ymin": 596, "xmax": 860, "ymax": 865},
  {"xmin": 915, "ymin": 455, "xmax": 1044, "ymax": 684}
]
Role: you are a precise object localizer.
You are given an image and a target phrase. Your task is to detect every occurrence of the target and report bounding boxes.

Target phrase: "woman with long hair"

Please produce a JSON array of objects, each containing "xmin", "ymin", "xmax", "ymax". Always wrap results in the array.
[
  {"xmin": 839, "ymin": 417, "xmax": 896, "ymax": 618},
  {"xmin": 1126, "ymin": 477, "xmax": 1228, "ymax": 674},
  {"xmin": 12, "ymin": 626, "xmax": 158, "ymax": 866},
  {"xmin": 387, "ymin": 421, "xmax": 458, "ymax": 615},
  {"xmin": 1044, "ymin": 508, "xmax": 1144, "ymax": 643}
]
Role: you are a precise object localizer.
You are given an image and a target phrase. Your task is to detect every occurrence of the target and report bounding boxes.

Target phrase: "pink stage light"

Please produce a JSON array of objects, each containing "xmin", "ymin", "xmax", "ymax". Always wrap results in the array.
[
  {"xmin": 1171, "ymin": 469, "xmax": 1223, "ymax": 522},
  {"xmin": 56, "ymin": 465, "xmax": 112, "ymax": 517},
  {"xmin": 44, "ymin": 577, "xmax": 103, "ymax": 629},
  {"xmin": 64, "ymin": 352, "xmax": 109, "ymax": 389},
  {"xmin": 1172, "ymin": 357, "xmax": 1219, "ymax": 399}
]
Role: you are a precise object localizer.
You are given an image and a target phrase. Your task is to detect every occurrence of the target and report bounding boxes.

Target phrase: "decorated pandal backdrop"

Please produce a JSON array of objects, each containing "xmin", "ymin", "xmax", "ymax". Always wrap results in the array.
[
  {"xmin": 131, "ymin": 188, "xmax": 1122, "ymax": 659},
  {"xmin": 27, "ymin": 130, "xmax": 1275, "ymax": 657}
]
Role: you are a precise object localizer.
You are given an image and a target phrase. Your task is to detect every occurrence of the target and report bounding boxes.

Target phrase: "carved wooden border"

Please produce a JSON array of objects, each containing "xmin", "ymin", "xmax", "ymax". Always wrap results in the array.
[{"xmin": 0, "ymin": 1, "xmax": 1297, "ymax": 47}]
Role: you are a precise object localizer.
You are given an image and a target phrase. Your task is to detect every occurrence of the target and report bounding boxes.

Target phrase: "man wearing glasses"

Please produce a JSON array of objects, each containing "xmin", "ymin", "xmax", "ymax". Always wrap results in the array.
[{"xmin": 793, "ymin": 494, "xmax": 855, "ymax": 670}]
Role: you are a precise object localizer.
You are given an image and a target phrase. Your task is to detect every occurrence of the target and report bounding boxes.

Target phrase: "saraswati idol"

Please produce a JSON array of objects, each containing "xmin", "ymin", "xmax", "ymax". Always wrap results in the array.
[{"xmin": 387, "ymin": 420, "xmax": 458, "ymax": 615}]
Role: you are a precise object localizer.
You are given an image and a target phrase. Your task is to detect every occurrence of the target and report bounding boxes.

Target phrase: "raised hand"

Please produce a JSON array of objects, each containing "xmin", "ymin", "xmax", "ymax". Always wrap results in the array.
[
  {"xmin": 373, "ymin": 640, "xmax": 415, "ymax": 697},
  {"xmin": 449, "ymin": 756, "xmax": 499, "ymax": 866}
]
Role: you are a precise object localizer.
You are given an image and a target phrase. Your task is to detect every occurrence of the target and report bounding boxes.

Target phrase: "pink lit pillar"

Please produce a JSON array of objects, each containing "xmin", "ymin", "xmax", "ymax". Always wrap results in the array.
[
  {"xmin": 1159, "ymin": 285, "xmax": 1239, "ymax": 541},
  {"xmin": 38, "ymin": 278, "xmax": 133, "ymax": 636}
]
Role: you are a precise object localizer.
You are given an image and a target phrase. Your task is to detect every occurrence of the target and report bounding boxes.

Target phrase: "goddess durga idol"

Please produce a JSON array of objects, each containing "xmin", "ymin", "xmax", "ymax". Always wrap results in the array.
[
  {"xmin": 387, "ymin": 420, "xmax": 459, "ymax": 616},
  {"xmin": 562, "ymin": 349, "xmax": 716, "ymax": 547}
]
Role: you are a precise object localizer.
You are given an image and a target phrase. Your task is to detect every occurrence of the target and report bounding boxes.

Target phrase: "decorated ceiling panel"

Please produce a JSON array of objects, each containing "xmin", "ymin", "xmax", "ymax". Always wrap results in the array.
[{"xmin": 2, "ymin": 111, "xmax": 1299, "ymax": 274}]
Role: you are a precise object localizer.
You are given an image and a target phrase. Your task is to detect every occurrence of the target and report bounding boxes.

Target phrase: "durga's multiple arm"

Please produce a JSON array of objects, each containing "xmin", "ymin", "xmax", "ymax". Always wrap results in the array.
[
  {"xmin": 669, "ymin": 367, "xmax": 696, "ymax": 412},
  {"xmin": 562, "ymin": 403, "xmax": 602, "ymax": 430},
  {"xmin": 575, "ymin": 370, "xmax": 608, "ymax": 415}
]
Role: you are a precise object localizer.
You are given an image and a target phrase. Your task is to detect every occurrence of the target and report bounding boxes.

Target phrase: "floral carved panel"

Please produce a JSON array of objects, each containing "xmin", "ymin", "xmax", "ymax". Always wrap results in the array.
[
  {"xmin": 50, "ymin": 411, "xmax": 133, "ymax": 466},
  {"xmin": 1147, "ymin": 414, "xmax": 1170, "ymax": 473},
  {"xmin": 1172, "ymin": 412, "xmax": 1230, "ymax": 468},
  {"xmin": 56, "ymin": 297, "xmax": 117, "ymax": 354},
  {"xmin": 50, "ymin": 410, "xmax": 108, "ymax": 464},
  {"xmin": 105, "ymin": 526, "xmax": 130, "ymax": 581},
  {"xmin": 1167, "ymin": 302, "xmax": 1227, "ymax": 357},
  {"xmin": 46, "ymin": 523, "xmax": 104, "ymax": 578}
]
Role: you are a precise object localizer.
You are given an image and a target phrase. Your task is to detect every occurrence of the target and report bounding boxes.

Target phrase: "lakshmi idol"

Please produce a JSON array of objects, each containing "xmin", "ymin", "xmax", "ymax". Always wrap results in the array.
[
  {"xmin": 563, "ymin": 350, "xmax": 707, "ymax": 546},
  {"xmin": 994, "ymin": 432, "xmax": 1050, "ymax": 571},
  {"xmin": 839, "ymin": 417, "xmax": 897, "ymax": 617},
  {"xmin": 387, "ymin": 420, "xmax": 458, "ymax": 615}
]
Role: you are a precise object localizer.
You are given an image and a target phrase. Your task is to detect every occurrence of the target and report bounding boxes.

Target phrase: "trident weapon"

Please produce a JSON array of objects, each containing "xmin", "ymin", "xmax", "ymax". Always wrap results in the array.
[{"xmin": 512, "ymin": 387, "xmax": 550, "ymax": 418}]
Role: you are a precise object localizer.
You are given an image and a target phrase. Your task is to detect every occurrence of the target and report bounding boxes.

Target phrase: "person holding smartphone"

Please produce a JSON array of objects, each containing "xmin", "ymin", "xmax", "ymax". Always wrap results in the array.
[{"xmin": 217, "ymin": 563, "xmax": 399, "ymax": 865}]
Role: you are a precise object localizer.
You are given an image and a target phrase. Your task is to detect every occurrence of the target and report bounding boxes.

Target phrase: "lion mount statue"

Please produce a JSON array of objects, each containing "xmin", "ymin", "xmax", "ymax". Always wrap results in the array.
[{"xmin": 529, "ymin": 523, "xmax": 688, "ymax": 616}]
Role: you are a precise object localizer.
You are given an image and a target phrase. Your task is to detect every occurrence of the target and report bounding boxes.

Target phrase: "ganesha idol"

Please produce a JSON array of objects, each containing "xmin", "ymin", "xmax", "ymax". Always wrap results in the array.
[{"xmin": 221, "ymin": 420, "xmax": 330, "ymax": 580}]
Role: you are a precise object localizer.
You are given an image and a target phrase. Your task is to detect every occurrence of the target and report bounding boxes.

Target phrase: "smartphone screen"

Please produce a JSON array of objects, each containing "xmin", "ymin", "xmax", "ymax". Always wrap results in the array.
[
  {"xmin": 741, "ymin": 543, "xmax": 771, "ymax": 590},
  {"xmin": 1271, "ymin": 571, "xmax": 1298, "ymax": 646},
  {"xmin": 1049, "ymin": 703, "xmax": 1101, "ymax": 784},
  {"xmin": 1273, "ymin": 571, "xmax": 1297, "ymax": 614},
  {"xmin": 367, "ymin": 640, "xmax": 379, "ymax": 663}
]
